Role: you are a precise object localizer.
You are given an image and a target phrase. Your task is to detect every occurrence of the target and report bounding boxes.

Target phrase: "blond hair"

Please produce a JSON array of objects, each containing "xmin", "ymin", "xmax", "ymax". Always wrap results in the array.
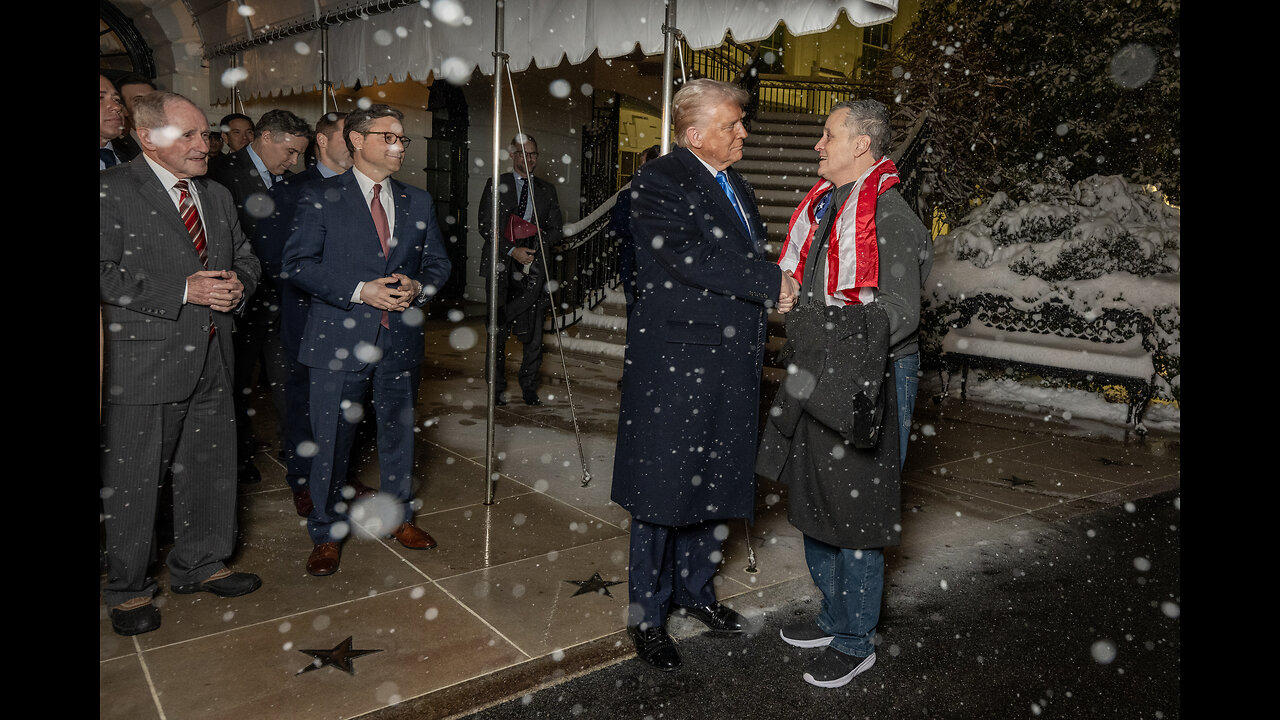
[{"xmin": 672, "ymin": 79, "xmax": 749, "ymax": 149}]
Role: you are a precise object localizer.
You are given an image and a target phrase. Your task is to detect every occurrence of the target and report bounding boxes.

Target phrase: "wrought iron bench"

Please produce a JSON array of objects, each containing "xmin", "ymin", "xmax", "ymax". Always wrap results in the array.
[{"xmin": 936, "ymin": 310, "xmax": 1159, "ymax": 434}]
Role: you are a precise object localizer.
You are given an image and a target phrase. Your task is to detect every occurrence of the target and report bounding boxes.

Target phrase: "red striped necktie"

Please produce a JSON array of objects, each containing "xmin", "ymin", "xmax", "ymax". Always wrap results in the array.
[
  {"xmin": 370, "ymin": 183, "xmax": 391, "ymax": 329},
  {"xmin": 174, "ymin": 180, "xmax": 208, "ymax": 266},
  {"xmin": 174, "ymin": 179, "xmax": 215, "ymax": 337}
]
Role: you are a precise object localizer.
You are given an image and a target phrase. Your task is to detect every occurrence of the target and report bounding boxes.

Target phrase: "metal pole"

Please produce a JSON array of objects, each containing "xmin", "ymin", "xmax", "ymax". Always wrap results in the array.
[
  {"xmin": 484, "ymin": 0, "xmax": 506, "ymax": 506},
  {"xmin": 321, "ymin": 25, "xmax": 330, "ymax": 113},
  {"xmin": 659, "ymin": 0, "xmax": 677, "ymax": 154},
  {"xmin": 232, "ymin": 52, "xmax": 243, "ymax": 115}
]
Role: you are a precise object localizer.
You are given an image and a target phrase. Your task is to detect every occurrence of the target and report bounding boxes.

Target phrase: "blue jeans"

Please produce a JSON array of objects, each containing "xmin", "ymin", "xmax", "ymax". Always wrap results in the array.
[
  {"xmin": 803, "ymin": 535, "xmax": 884, "ymax": 657},
  {"xmin": 893, "ymin": 352, "xmax": 920, "ymax": 468}
]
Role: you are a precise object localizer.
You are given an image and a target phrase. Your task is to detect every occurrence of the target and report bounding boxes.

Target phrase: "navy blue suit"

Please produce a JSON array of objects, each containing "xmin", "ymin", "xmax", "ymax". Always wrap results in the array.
[
  {"xmin": 610, "ymin": 147, "xmax": 782, "ymax": 629},
  {"xmin": 283, "ymin": 171, "xmax": 451, "ymax": 544},
  {"xmin": 254, "ymin": 163, "xmax": 327, "ymax": 491}
]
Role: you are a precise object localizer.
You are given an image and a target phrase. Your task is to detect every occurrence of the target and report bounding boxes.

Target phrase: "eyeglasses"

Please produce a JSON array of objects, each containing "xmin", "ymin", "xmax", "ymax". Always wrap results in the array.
[
  {"xmin": 511, "ymin": 150, "xmax": 538, "ymax": 157},
  {"xmin": 359, "ymin": 131, "xmax": 413, "ymax": 147}
]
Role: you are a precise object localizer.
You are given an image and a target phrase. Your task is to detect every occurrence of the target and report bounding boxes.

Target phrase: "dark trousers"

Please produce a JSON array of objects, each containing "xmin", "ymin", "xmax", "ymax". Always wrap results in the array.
[
  {"xmin": 100, "ymin": 339, "xmax": 237, "ymax": 608},
  {"xmin": 306, "ymin": 332, "xmax": 418, "ymax": 544},
  {"xmin": 493, "ymin": 311, "xmax": 544, "ymax": 396},
  {"xmin": 281, "ymin": 354, "xmax": 313, "ymax": 492},
  {"xmin": 627, "ymin": 518, "xmax": 723, "ymax": 630},
  {"xmin": 233, "ymin": 300, "xmax": 288, "ymax": 467}
]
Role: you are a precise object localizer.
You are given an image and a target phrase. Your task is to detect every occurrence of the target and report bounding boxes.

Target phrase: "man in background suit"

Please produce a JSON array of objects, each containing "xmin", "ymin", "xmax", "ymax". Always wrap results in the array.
[
  {"xmin": 113, "ymin": 74, "xmax": 156, "ymax": 162},
  {"xmin": 477, "ymin": 133, "xmax": 564, "ymax": 406},
  {"xmin": 100, "ymin": 91, "xmax": 263, "ymax": 636},
  {"xmin": 284, "ymin": 104, "xmax": 451, "ymax": 577},
  {"xmin": 207, "ymin": 109, "xmax": 311, "ymax": 486},
  {"xmin": 611, "ymin": 79, "xmax": 798, "ymax": 670},
  {"xmin": 217, "ymin": 113, "xmax": 255, "ymax": 157},
  {"xmin": 255, "ymin": 111, "xmax": 354, "ymax": 517},
  {"xmin": 99, "ymin": 75, "xmax": 126, "ymax": 170}
]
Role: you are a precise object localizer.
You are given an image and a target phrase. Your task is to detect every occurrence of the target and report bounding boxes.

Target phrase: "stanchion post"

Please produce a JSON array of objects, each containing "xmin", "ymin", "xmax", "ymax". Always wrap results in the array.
[
  {"xmin": 659, "ymin": 0, "xmax": 678, "ymax": 154},
  {"xmin": 484, "ymin": 0, "xmax": 507, "ymax": 506}
]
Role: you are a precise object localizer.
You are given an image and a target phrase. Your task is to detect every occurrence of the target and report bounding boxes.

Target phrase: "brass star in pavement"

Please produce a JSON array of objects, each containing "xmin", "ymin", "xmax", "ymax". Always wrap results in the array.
[
  {"xmin": 1003, "ymin": 475, "xmax": 1034, "ymax": 487},
  {"xmin": 295, "ymin": 636, "xmax": 382, "ymax": 676},
  {"xmin": 565, "ymin": 572, "xmax": 625, "ymax": 598}
]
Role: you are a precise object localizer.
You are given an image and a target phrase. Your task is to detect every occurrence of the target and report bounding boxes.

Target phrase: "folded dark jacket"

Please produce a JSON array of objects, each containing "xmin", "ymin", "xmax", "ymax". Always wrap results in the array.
[{"xmin": 769, "ymin": 301, "xmax": 891, "ymax": 448}]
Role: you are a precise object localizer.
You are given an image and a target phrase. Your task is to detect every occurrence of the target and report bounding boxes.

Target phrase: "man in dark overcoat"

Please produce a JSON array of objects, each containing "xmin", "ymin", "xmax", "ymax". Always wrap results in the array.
[
  {"xmin": 758, "ymin": 99, "xmax": 931, "ymax": 689},
  {"xmin": 611, "ymin": 79, "xmax": 799, "ymax": 671},
  {"xmin": 477, "ymin": 133, "xmax": 563, "ymax": 406}
]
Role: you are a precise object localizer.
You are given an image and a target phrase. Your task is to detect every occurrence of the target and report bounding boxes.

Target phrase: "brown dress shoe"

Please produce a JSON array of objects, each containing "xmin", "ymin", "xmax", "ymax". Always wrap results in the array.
[
  {"xmin": 389, "ymin": 522, "xmax": 437, "ymax": 550},
  {"xmin": 346, "ymin": 480, "xmax": 378, "ymax": 501},
  {"xmin": 292, "ymin": 488, "xmax": 314, "ymax": 518},
  {"xmin": 307, "ymin": 542, "xmax": 342, "ymax": 576}
]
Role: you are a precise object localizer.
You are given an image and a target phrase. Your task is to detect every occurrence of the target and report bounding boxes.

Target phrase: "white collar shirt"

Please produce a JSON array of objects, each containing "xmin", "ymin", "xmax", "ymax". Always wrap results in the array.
[
  {"xmin": 690, "ymin": 149, "xmax": 750, "ymax": 236},
  {"xmin": 142, "ymin": 152, "xmax": 206, "ymax": 222},
  {"xmin": 142, "ymin": 153, "xmax": 208, "ymax": 306},
  {"xmin": 351, "ymin": 165, "xmax": 395, "ymax": 240}
]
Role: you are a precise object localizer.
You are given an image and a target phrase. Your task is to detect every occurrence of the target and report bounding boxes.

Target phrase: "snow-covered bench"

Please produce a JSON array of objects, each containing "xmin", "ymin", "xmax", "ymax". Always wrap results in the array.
[{"xmin": 937, "ymin": 325, "xmax": 1158, "ymax": 432}]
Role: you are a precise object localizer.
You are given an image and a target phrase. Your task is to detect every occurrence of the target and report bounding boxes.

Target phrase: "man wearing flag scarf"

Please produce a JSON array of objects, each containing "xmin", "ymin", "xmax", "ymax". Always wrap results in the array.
[{"xmin": 759, "ymin": 99, "xmax": 932, "ymax": 688}]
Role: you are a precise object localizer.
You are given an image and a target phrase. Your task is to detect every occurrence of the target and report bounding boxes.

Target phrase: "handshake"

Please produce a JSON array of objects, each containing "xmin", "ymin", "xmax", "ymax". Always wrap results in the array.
[{"xmin": 777, "ymin": 272, "xmax": 800, "ymax": 314}]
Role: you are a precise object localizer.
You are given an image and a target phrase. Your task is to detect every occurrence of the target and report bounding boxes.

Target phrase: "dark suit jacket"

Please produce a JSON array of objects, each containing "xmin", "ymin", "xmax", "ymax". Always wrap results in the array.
[
  {"xmin": 99, "ymin": 157, "xmax": 261, "ymax": 405},
  {"xmin": 113, "ymin": 133, "xmax": 141, "ymax": 163},
  {"xmin": 610, "ymin": 147, "xmax": 782, "ymax": 526},
  {"xmin": 254, "ymin": 163, "xmax": 328, "ymax": 358},
  {"xmin": 477, "ymin": 173, "xmax": 563, "ymax": 324},
  {"xmin": 283, "ymin": 172, "xmax": 451, "ymax": 373},
  {"xmin": 206, "ymin": 145, "xmax": 287, "ymax": 310}
]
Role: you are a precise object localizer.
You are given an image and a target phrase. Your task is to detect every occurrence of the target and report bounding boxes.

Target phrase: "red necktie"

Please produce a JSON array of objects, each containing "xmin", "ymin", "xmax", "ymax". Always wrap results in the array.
[
  {"xmin": 175, "ymin": 180, "xmax": 215, "ymax": 338},
  {"xmin": 370, "ymin": 183, "xmax": 391, "ymax": 329}
]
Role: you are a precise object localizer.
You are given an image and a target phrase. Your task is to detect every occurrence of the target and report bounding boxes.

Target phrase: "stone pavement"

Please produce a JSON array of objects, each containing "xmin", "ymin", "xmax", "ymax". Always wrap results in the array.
[{"xmin": 99, "ymin": 315, "xmax": 1180, "ymax": 720}]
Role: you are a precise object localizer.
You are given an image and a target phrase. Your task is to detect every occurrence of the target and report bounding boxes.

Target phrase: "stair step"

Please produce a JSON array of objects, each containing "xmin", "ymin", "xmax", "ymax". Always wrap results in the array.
[
  {"xmin": 733, "ymin": 159, "xmax": 818, "ymax": 177},
  {"xmin": 754, "ymin": 187, "xmax": 811, "ymax": 205},
  {"xmin": 739, "ymin": 172, "xmax": 817, "ymax": 190},
  {"xmin": 754, "ymin": 110, "xmax": 825, "ymax": 126},
  {"xmin": 744, "ymin": 132, "xmax": 822, "ymax": 149},
  {"xmin": 740, "ymin": 144, "xmax": 819, "ymax": 163},
  {"xmin": 747, "ymin": 121, "xmax": 824, "ymax": 139}
]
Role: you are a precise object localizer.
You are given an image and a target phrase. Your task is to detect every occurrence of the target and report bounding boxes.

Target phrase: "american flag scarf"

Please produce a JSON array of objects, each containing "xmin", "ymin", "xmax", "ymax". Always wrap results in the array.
[{"xmin": 777, "ymin": 157, "xmax": 899, "ymax": 305}]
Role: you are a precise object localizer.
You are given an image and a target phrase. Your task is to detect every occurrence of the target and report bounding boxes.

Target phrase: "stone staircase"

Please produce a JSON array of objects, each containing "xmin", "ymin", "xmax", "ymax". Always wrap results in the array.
[
  {"xmin": 740, "ymin": 109, "xmax": 826, "ymax": 256},
  {"xmin": 543, "ymin": 110, "xmax": 824, "ymax": 371}
]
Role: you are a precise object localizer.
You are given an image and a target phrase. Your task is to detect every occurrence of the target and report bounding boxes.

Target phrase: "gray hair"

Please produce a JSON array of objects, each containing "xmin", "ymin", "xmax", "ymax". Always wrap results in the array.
[
  {"xmin": 830, "ymin": 98, "xmax": 891, "ymax": 158},
  {"xmin": 672, "ymin": 79, "xmax": 749, "ymax": 149},
  {"xmin": 131, "ymin": 91, "xmax": 200, "ymax": 130}
]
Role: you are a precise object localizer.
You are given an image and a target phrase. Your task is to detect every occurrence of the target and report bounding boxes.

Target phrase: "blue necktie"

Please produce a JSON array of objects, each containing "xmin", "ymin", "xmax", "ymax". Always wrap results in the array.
[
  {"xmin": 715, "ymin": 171, "xmax": 751, "ymax": 237},
  {"xmin": 100, "ymin": 147, "xmax": 119, "ymax": 169}
]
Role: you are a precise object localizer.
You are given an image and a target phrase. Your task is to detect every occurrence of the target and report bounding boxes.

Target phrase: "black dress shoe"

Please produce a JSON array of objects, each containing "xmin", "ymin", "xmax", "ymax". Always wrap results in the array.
[
  {"xmin": 522, "ymin": 392, "xmax": 542, "ymax": 406},
  {"xmin": 675, "ymin": 602, "xmax": 745, "ymax": 635},
  {"xmin": 495, "ymin": 393, "xmax": 509, "ymax": 406},
  {"xmin": 110, "ymin": 604, "xmax": 161, "ymax": 636},
  {"xmin": 172, "ymin": 571, "xmax": 262, "ymax": 597},
  {"xmin": 237, "ymin": 461, "xmax": 261, "ymax": 485},
  {"xmin": 627, "ymin": 625, "xmax": 681, "ymax": 671}
]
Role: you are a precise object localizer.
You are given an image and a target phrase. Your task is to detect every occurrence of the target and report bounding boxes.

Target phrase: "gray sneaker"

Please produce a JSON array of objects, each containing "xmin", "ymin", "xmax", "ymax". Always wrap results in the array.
[
  {"xmin": 802, "ymin": 646, "xmax": 876, "ymax": 688},
  {"xmin": 779, "ymin": 619, "xmax": 834, "ymax": 648}
]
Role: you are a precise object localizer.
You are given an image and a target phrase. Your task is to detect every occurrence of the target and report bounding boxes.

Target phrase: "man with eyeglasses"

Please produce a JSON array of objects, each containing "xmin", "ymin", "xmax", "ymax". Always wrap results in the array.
[
  {"xmin": 283, "ymin": 104, "xmax": 451, "ymax": 577},
  {"xmin": 100, "ymin": 91, "xmax": 263, "ymax": 636},
  {"xmin": 477, "ymin": 133, "xmax": 564, "ymax": 406}
]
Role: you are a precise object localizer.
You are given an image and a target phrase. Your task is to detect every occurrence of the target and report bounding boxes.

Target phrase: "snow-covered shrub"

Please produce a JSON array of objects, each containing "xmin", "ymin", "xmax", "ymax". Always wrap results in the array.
[{"xmin": 922, "ymin": 168, "xmax": 1180, "ymax": 414}]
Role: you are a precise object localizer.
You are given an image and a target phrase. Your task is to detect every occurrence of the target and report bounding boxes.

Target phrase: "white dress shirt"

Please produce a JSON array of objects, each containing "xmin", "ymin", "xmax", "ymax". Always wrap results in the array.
[
  {"xmin": 350, "ymin": 165, "xmax": 397, "ymax": 303},
  {"xmin": 142, "ymin": 153, "xmax": 207, "ymax": 304}
]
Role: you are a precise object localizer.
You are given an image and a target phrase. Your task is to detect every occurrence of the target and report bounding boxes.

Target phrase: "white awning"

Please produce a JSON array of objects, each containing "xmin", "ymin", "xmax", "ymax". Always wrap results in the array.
[{"xmin": 210, "ymin": 0, "xmax": 897, "ymax": 102}]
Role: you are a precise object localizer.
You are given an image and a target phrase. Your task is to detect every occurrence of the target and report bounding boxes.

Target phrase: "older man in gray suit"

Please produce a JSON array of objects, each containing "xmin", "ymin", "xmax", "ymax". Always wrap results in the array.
[{"xmin": 100, "ymin": 91, "xmax": 264, "ymax": 637}]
